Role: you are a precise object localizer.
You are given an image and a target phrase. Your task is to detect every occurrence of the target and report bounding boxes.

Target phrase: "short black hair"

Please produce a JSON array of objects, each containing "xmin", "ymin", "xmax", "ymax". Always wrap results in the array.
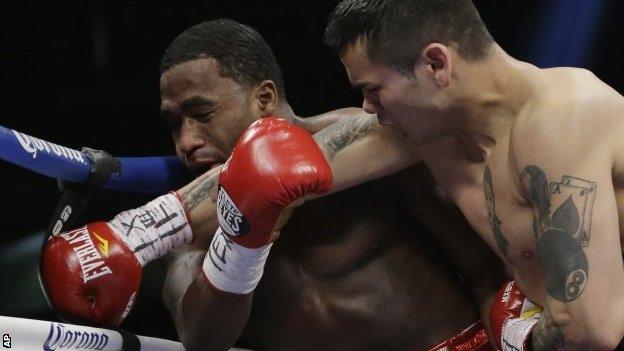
[
  {"xmin": 161, "ymin": 19, "xmax": 285, "ymax": 97},
  {"xmin": 324, "ymin": 0, "xmax": 494, "ymax": 73}
]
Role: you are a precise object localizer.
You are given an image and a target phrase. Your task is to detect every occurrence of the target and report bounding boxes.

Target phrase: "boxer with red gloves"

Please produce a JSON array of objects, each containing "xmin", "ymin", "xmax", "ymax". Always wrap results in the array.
[
  {"xmin": 41, "ymin": 192, "xmax": 193, "ymax": 326},
  {"xmin": 42, "ymin": 19, "xmax": 507, "ymax": 350},
  {"xmin": 41, "ymin": 117, "xmax": 332, "ymax": 329},
  {"xmin": 157, "ymin": 20, "xmax": 504, "ymax": 351}
]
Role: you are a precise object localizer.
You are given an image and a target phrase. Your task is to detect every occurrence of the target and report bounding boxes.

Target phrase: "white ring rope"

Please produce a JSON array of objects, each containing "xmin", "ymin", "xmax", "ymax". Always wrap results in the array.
[
  {"xmin": 0, "ymin": 316, "xmax": 254, "ymax": 351},
  {"xmin": 0, "ymin": 316, "xmax": 184, "ymax": 351}
]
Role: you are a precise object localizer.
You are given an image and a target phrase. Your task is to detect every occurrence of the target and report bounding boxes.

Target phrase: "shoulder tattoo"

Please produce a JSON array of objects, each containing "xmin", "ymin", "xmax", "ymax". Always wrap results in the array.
[{"xmin": 313, "ymin": 114, "xmax": 374, "ymax": 160}]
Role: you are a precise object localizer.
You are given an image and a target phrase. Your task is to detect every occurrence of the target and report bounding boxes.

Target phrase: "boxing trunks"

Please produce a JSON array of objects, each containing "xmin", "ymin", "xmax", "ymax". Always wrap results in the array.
[{"xmin": 426, "ymin": 320, "xmax": 492, "ymax": 351}]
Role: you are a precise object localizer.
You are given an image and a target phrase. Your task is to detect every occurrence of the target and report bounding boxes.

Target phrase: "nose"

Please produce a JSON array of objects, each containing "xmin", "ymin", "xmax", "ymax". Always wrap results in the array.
[
  {"xmin": 362, "ymin": 97, "xmax": 381, "ymax": 115},
  {"xmin": 177, "ymin": 118, "xmax": 205, "ymax": 156}
]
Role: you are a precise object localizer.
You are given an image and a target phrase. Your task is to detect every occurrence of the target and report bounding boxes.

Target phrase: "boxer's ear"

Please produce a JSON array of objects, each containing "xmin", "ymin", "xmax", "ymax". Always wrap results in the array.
[
  {"xmin": 418, "ymin": 43, "xmax": 452, "ymax": 88},
  {"xmin": 254, "ymin": 80, "xmax": 279, "ymax": 116}
]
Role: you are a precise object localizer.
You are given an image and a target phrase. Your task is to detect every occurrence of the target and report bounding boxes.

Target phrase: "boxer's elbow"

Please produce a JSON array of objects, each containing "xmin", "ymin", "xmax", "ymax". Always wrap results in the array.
[
  {"xmin": 175, "ymin": 300, "xmax": 229, "ymax": 351},
  {"xmin": 562, "ymin": 299, "xmax": 624, "ymax": 350},
  {"xmin": 585, "ymin": 311, "xmax": 624, "ymax": 350},
  {"xmin": 177, "ymin": 317, "xmax": 241, "ymax": 351},
  {"xmin": 573, "ymin": 327, "xmax": 624, "ymax": 351},
  {"xmin": 178, "ymin": 330, "xmax": 219, "ymax": 351}
]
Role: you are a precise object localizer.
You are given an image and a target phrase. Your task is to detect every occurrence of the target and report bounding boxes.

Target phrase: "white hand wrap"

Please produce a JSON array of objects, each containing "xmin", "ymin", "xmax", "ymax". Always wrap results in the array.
[
  {"xmin": 501, "ymin": 300, "xmax": 541, "ymax": 351},
  {"xmin": 108, "ymin": 192, "xmax": 193, "ymax": 266},
  {"xmin": 202, "ymin": 228, "xmax": 272, "ymax": 294}
]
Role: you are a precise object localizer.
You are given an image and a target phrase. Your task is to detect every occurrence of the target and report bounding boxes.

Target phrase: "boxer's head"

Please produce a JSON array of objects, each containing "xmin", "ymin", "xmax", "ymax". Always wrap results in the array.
[
  {"xmin": 325, "ymin": 0, "xmax": 494, "ymax": 144},
  {"xmin": 159, "ymin": 19, "xmax": 286, "ymax": 175}
]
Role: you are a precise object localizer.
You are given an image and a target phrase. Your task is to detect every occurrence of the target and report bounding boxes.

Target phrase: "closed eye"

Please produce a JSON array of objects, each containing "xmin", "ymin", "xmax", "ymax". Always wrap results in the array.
[{"xmin": 192, "ymin": 111, "xmax": 214, "ymax": 122}]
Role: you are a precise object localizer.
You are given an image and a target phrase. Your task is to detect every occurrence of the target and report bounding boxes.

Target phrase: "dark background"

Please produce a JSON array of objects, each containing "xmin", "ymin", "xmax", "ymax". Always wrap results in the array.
[{"xmin": 0, "ymin": 0, "xmax": 621, "ymax": 343}]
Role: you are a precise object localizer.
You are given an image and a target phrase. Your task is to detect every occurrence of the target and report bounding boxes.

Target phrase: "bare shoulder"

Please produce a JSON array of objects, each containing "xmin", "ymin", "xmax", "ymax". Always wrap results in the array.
[
  {"xmin": 511, "ymin": 67, "xmax": 624, "ymax": 170},
  {"xmin": 294, "ymin": 107, "xmax": 368, "ymax": 133}
]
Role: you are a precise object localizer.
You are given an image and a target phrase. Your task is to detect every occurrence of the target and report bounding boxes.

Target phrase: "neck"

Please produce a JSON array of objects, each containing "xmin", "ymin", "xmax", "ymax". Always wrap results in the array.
[
  {"xmin": 451, "ymin": 45, "xmax": 536, "ymax": 161},
  {"xmin": 273, "ymin": 103, "xmax": 296, "ymax": 123}
]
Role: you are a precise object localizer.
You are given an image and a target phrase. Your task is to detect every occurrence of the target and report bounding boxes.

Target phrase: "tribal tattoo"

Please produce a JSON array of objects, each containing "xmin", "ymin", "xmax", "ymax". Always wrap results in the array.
[
  {"xmin": 313, "ymin": 114, "xmax": 375, "ymax": 160},
  {"xmin": 483, "ymin": 166, "xmax": 511, "ymax": 258},
  {"xmin": 179, "ymin": 168, "xmax": 220, "ymax": 211}
]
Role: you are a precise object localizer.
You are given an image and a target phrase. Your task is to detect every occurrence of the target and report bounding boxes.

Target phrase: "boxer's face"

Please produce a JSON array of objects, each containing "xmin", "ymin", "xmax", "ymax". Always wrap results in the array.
[
  {"xmin": 160, "ymin": 58, "xmax": 260, "ymax": 175},
  {"xmin": 341, "ymin": 40, "xmax": 457, "ymax": 144}
]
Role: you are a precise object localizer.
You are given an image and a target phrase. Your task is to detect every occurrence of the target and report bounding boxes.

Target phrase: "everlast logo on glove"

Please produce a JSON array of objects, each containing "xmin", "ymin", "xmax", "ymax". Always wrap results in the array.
[
  {"xmin": 59, "ymin": 227, "xmax": 112, "ymax": 283},
  {"xmin": 217, "ymin": 186, "xmax": 250, "ymax": 237}
]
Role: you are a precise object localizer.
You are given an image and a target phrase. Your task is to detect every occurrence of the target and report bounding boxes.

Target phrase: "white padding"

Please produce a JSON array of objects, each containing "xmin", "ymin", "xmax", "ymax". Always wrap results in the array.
[
  {"xmin": 1, "ymin": 316, "xmax": 122, "ymax": 350},
  {"xmin": 0, "ymin": 316, "xmax": 185, "ymax": 350},
  {"xmin": 108, "ymin": 193, "xmax": 193, "ymax": 266}
]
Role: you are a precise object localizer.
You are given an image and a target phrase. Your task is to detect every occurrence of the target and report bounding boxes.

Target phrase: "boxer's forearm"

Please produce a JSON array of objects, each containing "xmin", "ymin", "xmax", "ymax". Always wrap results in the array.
[
  {"xmin": 531, "ymin": 307, "xmax": 566, "ymax": 350},
  {"xmin": 531, "ymin": 305, "xmax": 624, "ymax": 351},
  {"xmin": 293, "ymin": 107, "xmax": 364, "ymax": 133},
  {"xmin": 177, "ymin": 166, "xmax": 222, "ymax": 249},
  {"xmin": 312, "ymin": 113, "xmax": 419, "ymax": 195},
  {"xmin": 164, "ymin": 250, "xmax": 252, "ymax": 351},
  {"xmin": 530, "ymin": 308, "xmax": 591, "ymax": 351},
  {"xmin": 178, "ymin": 274, "xmax": 253, "ymax": 351}
]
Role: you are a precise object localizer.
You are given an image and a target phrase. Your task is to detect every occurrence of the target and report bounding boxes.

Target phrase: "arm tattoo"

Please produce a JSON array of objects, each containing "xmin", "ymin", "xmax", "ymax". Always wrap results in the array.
[
  {"xmin": 532, "ymin": 308, "xmax": 566, "ymax": 350},
  {"xmin": 522, "ymin": 166, "xmax": 595, "ymax": 302},
  {"xmin": 483, "ymin": 166, "xmax": 511, "ymax": 259},
  {"xmin": 313, "ymin": 114, "xmax": 374, "ymax": 160},
  {"xmin": 522, "ymin": 166, "xmax": 551, "ymax": 236},
  {"xmin": 179, "ymin": 169, "xmax": 219, "ymax": 211}
]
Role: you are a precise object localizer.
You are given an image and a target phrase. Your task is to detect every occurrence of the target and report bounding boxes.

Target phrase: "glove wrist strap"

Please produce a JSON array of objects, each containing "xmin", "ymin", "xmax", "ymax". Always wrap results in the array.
[
  {"xmin": 203, "ymin": 228, "xmax": 272, "ymax": 294},
  {"xmin": 108, "ymin": 193, "xmax": 193, "ymax": 266}
]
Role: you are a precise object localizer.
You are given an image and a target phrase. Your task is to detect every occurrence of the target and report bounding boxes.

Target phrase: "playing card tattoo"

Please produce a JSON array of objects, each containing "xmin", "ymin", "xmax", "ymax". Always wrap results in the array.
[{"xmin": 522, "ymin": 166, "xmax": 596, "ymax": 303}]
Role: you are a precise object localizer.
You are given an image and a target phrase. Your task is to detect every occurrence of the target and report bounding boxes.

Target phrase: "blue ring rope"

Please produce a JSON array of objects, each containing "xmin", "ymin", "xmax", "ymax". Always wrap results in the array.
[{"xmin": 0, "ymin": 124, "xmax": 192, "ymax": 194}]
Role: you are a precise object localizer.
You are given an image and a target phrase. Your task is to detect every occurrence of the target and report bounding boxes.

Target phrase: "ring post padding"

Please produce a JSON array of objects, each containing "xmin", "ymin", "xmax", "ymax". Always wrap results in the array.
[
  {"xmin": 0, "ymin": 316, "xmax": 186, "ymax": 350},
  {"xmin": 0, "ymin": 124, "xmax": 91, "ymax": 183},
  {"xmin": 0, "ymin": 124, "xmax": 191, "ymax": 194}
]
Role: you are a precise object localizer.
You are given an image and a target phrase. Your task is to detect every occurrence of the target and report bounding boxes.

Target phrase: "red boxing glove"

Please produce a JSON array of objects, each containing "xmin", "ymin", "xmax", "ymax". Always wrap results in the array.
[
  {"xmin": 41, "ymin": 222, "xmax": 141, "ymax": 326},
  {"xmin": 217, "ymin": 117, "xmax": 333, "ymax": 248},
  {"xmin": 41, "ymin": 193, "xmax": 193, "ymax": 326},
  {"xmin": 490, "ymin": 280, "xmax": 542, "ymax": 351}
]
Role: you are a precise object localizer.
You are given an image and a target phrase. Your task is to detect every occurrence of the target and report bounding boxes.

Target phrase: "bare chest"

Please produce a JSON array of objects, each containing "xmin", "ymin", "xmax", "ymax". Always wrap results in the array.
[
  {"xmin": 425, "ymin": 152, "xmax": 547, "ymax": 301},
  {"xmin": 242, "ymin": 170, "xmax": 480, "ymax": 350}
]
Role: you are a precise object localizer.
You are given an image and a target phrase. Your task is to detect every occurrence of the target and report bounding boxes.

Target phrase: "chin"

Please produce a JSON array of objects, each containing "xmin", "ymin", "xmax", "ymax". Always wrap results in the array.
[{"xmin": 407, "ymin": 130, "xmax": 442, "ymax": 146}]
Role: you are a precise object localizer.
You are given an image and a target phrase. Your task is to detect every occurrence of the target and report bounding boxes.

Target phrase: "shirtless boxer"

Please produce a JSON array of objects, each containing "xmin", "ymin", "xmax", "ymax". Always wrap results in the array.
[
  {"xmin": 316, "ymin": 0, "xmax": 624, "ymax": 349},
  {"xmin": 40, "ymin": 20, "xmax": 504, "ymax": 350}
]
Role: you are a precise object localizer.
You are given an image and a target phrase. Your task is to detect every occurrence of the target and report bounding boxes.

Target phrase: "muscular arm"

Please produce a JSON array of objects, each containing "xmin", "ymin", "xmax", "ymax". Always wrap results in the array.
[
  {"xmin": 293, "ymin": 107, "xmax": 364, "ymax": 133},
  {"xmin": 514, "ymin": 88, "xmax": 624, "ymax": 350},
  {"xmin": 177, "ymin": 166, "xmax": 220, "ymax": 248},
  {"xmin": 312, "ymin": 111, "xmax": 419, "ymax": 194},
  {"xmin": 164, "ymin": 250, "xmax": 253, "ymax": 351},
  {"xmin": 522, "ymin": 163, "xmax": 624, "ymax": 350},
  {"xmin": 163, "ymin": 166, "xmax": 252, "ymax": 351}
]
